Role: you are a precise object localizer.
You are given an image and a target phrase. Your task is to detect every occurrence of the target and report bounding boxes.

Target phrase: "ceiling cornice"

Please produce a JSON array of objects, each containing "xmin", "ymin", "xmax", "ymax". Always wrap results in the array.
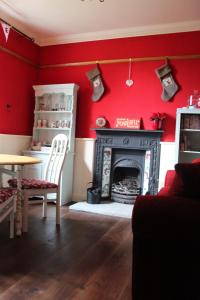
[{"xmin": 37, "ymin": 20, "xmax": 200, "ymax": 46}]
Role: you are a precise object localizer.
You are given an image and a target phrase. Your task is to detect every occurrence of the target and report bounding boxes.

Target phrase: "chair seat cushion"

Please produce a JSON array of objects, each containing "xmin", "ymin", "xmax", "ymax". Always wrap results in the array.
[
  {"xmin": 0, "ymin": 188, "xmax": 15, "ymax": 204},
  {"xmin": 8, "ymin": 178, "xmax": 58, "ymax": 189}
]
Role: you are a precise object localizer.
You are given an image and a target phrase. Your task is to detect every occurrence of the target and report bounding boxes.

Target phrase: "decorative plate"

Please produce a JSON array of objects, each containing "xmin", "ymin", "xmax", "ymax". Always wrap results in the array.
[{"xmin": 96, "ymin": 116, "xmax": 107, "ymax": 128}]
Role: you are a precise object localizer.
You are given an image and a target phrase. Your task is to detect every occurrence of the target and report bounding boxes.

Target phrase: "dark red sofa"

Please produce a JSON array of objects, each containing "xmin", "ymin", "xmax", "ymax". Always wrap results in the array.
[{"xmin": 132, "ymin": 159, "xmax": 200, "ymax": 300}]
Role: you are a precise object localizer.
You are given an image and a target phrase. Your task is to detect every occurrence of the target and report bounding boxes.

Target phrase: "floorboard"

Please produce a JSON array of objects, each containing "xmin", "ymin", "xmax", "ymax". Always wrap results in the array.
[{"xmin": 0, "ymin": 203, "xmax": 133, "ymax": 300}]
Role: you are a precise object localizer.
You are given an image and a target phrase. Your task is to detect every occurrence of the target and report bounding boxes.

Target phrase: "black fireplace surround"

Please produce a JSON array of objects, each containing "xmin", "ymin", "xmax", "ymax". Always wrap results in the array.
[{"xmin": 92, "ymin": 128, "xmax": 163, "ymax": 203}]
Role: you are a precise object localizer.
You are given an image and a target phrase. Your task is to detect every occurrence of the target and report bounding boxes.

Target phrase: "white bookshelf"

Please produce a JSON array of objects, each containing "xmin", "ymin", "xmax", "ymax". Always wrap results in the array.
[{"xmin": 175, "ymin": 108, "xmax": 200, "ymax": 163}]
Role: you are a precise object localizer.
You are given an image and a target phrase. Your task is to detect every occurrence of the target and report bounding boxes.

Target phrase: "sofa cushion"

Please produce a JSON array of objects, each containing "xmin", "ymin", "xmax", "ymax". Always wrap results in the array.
[
  {"xmin": 175, "ymin": 162, "xmax": 200, "ymax": 198},
  {"xmin": 192, "ymin": 158, "xmax": 200, "ymax": 164},
  {"xmin": 158, "ymin": 170, "xmax": 184, "ymax": 196},
  {"xmin": 157, "ymin": 187, "xmax": 171, "ymax": 196}
]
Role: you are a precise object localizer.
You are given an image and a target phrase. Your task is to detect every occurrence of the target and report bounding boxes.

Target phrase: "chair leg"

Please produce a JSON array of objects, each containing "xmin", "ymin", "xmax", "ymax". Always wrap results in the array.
[
  {"xmin": 22, "ymin": 194, "xmax": 28, "ymax": 232},
  {"xmin": 43, "ymin": 194, "xmax": 47, "ymax": 218},
  {"xmin": 9, "ymin": 209, "xmax": 14, "ymax": 239},
  {"xmin": 56, "ymin": 190, "xmax": 61, "ymax": 225}
]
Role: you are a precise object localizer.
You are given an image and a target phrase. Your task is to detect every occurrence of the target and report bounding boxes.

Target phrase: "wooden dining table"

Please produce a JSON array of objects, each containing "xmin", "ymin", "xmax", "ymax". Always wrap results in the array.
[{"xmin": 0, "ymin": 154, "xmax": 41, "ymax": 236}]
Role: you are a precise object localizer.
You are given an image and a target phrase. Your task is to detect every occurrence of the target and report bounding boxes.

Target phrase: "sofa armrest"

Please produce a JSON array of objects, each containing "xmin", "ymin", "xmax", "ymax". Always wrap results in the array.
[
  {"xmin": 132, "ymin": 195, "xmax": 200, "ymax": 238},
  {"xmin": 132, "ymin": 194, "xmax": 200, "ymax": 300}
]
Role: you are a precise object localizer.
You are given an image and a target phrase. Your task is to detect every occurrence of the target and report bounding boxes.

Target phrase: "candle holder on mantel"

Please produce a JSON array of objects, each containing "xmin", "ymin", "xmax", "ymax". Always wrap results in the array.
[{"xmin": 150, "ymin": 113, "xmax": 166, "ymax": 130}]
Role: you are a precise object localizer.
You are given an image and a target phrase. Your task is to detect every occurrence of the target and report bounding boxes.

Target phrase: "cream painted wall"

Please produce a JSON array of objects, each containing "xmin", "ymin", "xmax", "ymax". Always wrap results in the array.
[
  {"xmin": 0, "ymin": 134, "xmax": 175, "ymax": 201},
  {"xmin": 72, "ymin": 138, "xmax": 95, "ymax": 202},
  {"xmin": 0, "ymin": 134, "xmax": 32, "ymax": 185},
  {"xmin": 159, "ymin": 142, "xmax": 176, "ymax": 189},
  {"xmin": 0, "ymin": 134, "xmax": 31, "ymax": 155}
]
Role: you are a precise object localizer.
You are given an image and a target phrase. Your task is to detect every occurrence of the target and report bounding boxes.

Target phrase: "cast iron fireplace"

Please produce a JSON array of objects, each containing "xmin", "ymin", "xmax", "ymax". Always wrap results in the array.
[{"xmin": 92, "ymin": 128, "xmax": 163, "ymax": 204}]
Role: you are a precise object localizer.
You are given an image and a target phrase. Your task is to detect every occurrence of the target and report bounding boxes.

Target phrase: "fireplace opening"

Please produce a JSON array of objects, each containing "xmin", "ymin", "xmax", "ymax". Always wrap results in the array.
[{"xmin": 111, "ymin": 159, "xmax": 143, "ymax": 204}]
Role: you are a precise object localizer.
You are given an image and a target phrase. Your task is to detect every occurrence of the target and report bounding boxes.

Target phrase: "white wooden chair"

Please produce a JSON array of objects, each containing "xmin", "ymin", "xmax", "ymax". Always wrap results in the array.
[
  {"xmin": 0, "ymin": 188, "xmax": 16, "ymax": 238},
  {"xmin": 8, "ymin": 134, "xmax": 69, "ymax": 232}
]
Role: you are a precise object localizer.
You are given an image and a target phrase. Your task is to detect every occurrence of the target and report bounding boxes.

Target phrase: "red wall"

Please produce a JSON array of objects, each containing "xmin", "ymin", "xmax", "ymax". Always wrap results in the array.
[
  {"xmin": 38, "ymin": 31, "xmax": 200, "ymax": 141},
  {"xmin": 1, "ymin": 29, "xmax": 200, "ymax": 141},
  {"xmin": 0, "ymin": 28, "xmax": 39, "ymax": 135}
]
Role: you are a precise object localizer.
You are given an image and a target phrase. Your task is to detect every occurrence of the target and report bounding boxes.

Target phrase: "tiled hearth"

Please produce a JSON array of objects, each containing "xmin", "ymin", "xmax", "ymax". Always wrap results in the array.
[{"xmin": 92, "ymin": 128, "xmax": 163, "ymax": 203}]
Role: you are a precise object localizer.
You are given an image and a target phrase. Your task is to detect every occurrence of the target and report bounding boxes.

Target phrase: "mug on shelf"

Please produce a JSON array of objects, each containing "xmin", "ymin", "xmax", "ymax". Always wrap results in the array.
[
  {"xmin": 42, "ymin": 119, "xmax": 47, "ymax": 127},
  {"xmin": 48, "ymin": 120, "xmax": 56, "ymax": 128},
  {"xmin": 37, "ymin": 119, "xmax": 42, "ymax": 127},
  {"xmin": 56, "ymin": 120, "xmax": 61, "ymax": 128}
]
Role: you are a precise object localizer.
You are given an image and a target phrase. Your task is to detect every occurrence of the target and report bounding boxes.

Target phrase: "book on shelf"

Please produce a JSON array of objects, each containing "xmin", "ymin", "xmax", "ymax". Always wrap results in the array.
[
  {"xmin": 189, "ymin": 115, "xmax": 200, "ymax": 129},
  {"xmin": 180, "ymin": 134, "xmax": 191, "ymax": 151},
  {"xmin": 182, "ymin": 114, "xmax": 200, "ymax": 129},
  {"xmin": 184, "ymin": 134, "xmax": 187, "ymax": 150},
  {"xmin": 183, "ymin": 116, "xmax": 190, "ymax": 129}
]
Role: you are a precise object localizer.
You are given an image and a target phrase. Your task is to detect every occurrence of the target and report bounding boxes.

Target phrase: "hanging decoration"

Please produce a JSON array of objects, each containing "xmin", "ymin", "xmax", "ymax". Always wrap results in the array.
[
  {"xmin": 155, "ymin": 60, "xmax": 179, "ymax": 101},
  {"xmin": 1, "ymin": 22, "xmax": 11, "ymax": 42},
  {"xmin": 86, "ymin": 65, "xmax": 105, "ymax": 102},
  {"xmin": 126, "ymin": 58, "xmax": 134, "ymax": 87},
  {"xmin": 96, "ymin": 116, "xmax": 108, "ymax": 128}
]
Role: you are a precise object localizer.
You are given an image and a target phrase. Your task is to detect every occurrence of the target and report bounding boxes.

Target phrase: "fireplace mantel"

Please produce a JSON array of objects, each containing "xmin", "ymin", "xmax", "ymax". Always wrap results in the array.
[
  {"xmin": 91, "ymin": 128, "xmax": 163, "ymax": 150},
  {"xmin": 91, "ymin": 128, "xmax": 163, "ymax": 201},
  {"xmin": 91, "ymin": 128, "xmax": 163, "ymax": 134}
]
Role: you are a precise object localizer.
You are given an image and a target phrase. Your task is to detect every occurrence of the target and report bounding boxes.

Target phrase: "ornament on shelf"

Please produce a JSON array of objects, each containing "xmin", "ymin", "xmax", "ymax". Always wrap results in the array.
[
  {"xmin": 96, "ymin": 116, "xmax": 107, "ymax": 128},
  {"xmin": 114, "ymin": 117, "xmax": 141, "ymax": 129},
  {"xmin": 188, "ymin": 90, "xmax": 200, "ymax": 108},
  {"xmin": 150, "ymin": 113, "xmax": 166, "ymax": 130}
]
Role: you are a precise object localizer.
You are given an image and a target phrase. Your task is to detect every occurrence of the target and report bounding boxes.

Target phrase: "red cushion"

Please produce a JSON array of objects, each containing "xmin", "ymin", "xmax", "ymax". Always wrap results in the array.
[
  {"xmin": 157, "ymin": 187, "xmax": 171, "ymax": 196},
  {"xmin": 168, "ymin": 173, "xmax": 184, "ymax": 196},
  {"xmin": 192, "ymin": 158, "xmax": 200, "ymax": 164},
  {"xmin": 164, "ymin": 170, "xmax": 177, "ymax": 187},
  {"xmin": 175, "ymin": 162, "xmax": 200, "ymax": 198},
  {"xmin": 8, "ymin": 178, "xmax": 58, "ymax": 189},
  {"xmin": 0, "ymin": 188, "xmax": 15, "ymax": 204},
  {"xmin": 160, "ymin": 170, "xmax": 184, "ymax": 196}
]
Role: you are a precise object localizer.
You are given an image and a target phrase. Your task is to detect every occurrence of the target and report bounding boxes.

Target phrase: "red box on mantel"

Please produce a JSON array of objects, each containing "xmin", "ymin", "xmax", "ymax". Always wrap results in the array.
[{"xmin": 114, "ymin": 118, "xmax": 141, "ymax": 129}]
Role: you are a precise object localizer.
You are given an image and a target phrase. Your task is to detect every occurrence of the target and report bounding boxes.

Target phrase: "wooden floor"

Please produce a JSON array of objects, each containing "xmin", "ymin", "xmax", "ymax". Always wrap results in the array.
[{"xmin": 0, "ymin": 204, "xmax": 133, "ymax": 300}]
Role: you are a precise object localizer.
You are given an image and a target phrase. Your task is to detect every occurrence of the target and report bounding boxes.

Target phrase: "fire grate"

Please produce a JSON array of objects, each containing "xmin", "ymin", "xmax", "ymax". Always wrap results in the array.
[{"xmin": 111, "ymin": 176, "xmax": 141, "ymax": 204}]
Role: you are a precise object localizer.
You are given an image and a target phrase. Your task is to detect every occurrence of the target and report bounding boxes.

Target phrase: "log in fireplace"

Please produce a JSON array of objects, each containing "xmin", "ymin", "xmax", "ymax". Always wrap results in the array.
[{"xmin": 92, "ymin": 128, "xmax": 163, "ymax": 204}]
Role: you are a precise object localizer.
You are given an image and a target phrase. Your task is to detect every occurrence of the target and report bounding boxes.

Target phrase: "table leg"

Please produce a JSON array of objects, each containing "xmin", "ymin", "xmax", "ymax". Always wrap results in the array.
[
  {"xmin": 0, "ymin": 166, "xmax": 3, "ymax": 188},
  {"xmin": 16, "ymin": 165, "xmax": 23, "ymax": 236}
]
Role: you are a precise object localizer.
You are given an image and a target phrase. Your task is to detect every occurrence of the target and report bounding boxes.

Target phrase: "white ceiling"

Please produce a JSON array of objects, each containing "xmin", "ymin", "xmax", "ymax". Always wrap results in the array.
[{"xmin": 0, "ymin": 0, "xmax": 200, "ymax": 46}]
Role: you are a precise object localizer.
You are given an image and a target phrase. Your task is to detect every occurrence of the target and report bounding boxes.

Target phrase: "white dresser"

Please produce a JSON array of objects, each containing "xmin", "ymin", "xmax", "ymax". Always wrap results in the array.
[{"xmin": 23, "ymin": 83, "xmax": 79, "ymax": 204}]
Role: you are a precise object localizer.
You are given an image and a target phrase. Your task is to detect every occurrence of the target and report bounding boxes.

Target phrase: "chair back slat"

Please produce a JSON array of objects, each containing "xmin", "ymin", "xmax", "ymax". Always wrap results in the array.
[{"xmin": 44, "ymin": 134, "xmax": 68, "ymax": 184}]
